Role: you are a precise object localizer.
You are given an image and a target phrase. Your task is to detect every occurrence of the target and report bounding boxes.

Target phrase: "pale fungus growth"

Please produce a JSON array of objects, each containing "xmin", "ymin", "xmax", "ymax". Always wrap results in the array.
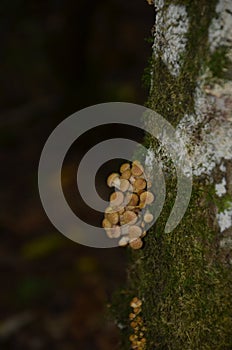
[
  {"xmin": 143, "ymin": 211, "xmax": 154, "ymax": 223},
  {"xmin": 103, "ymin": 160, "xmax": 155, "ymax": 249},
  {"xmin": 102, "ymin": 218, "xmax": 112, "ymax": 229},
  {"xmin": 140, "ymin": 191, "xmax": 155, "ymax": 205},
  {"xmin": 131, "ymin": 163, "xmax": 144, "ymax": 177},
  {"xmin": 134, "ymin": 178, "xmax": 147, "ymax": 192},
  {"xmin": 128, "ymin": 225, "xmax": 143, "ymax": 240},
  {"xmin": 129, "ymin": 297, "xmax": 146, "ymax": 349},
  {"xmin": 110, "ymin": 191, "xmax": 124, "ymax": 206},
  {"xmin": 125, "ymin": 192, "xmax": 139, "ymax": 207},
  {"xmin": 120, "ymin": 169, "xmax": 131, "ymax": 180},
  {"xmin": 119, "ymin": 179, "xmax": 130, "ymax": 192},
  {"xmin": 120, "ymin": 162, "xmax": 130, "ymax": 173},
  {"xmin": 106, "ymin": 212, "xmax": 119, "ymax": 225},
  {"xmin": 118, "ymin": 236, "xmax": 129, "ymax": 247},
  {"xmin": 121, "ymin": 211, "xmax": 138, "ymax": 225},
  {"xmin": 130, "ymin": 297, "xmax": 142, "ymax": 309},
  {"xmin": 129, "ymin": 238, "xmax": 143, "ymax": 250},
  {"xmin": 111, "ymin": 225, "xmax": 121, "ymax": 238},
  {"xmin": 106, "ymin": 173, "xmax": 120, "ymax": 187}
]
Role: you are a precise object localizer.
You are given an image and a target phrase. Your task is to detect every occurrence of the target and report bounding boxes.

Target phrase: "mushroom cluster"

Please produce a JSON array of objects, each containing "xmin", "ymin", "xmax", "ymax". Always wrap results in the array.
[
  {"xmin": 102, "ymin": 160, "xmax": 155, "ymax": 249},
  {"xmin": 129, "ymin": 297, "xmax": 146, "ymax": 349}
]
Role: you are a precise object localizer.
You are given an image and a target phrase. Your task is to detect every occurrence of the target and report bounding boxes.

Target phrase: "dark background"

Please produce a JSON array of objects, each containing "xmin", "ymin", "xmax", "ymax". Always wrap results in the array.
[{"xmin": 0, "ymin": 1, "xmax": 153, "ymax": 349}]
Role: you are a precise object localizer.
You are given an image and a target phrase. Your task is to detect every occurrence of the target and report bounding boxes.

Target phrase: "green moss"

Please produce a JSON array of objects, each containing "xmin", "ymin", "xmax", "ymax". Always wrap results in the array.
[
  {"xmin": 147, "ymin": 0, "xmax": 218, "ymax": 126},
  {"xmin": 110, "ymin": 1, "xmax": 232, "ymax": 349},
  {"xmin": 110, "ymin": 180, "xmax": 232, "ymax": 349},
  {"xmin": 208, "ymin": 46, "xmax": 231, "ymax": 79}
]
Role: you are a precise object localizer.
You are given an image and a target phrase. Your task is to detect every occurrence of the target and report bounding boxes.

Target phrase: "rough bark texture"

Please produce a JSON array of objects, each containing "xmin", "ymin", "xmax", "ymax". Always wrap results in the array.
[{"xmin": 111, "ymin": 1, "xmax": 232, "ymax": 349}]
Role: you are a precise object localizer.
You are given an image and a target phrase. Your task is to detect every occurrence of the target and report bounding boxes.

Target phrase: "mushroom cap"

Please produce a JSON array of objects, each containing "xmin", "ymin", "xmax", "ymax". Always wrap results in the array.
[
  {"xmin": 133, "ymin": 178, "xmax": 147, "ymax": 191},
  {"xmin": 110, "ymin": 191, "xmax": 124, "ymax": 207},
  {"xmin": 118, "ymin": 236, "xmax": 129, "ymax": 247},
  {"xmin": 140, "ymin": 191, "xmax": 155, "ymax": 205},
  {"xmin": 120, "ymin": 169, "xmax": 131, "ymax": 180},
  {"xmin": 102, "ymin": 218, "xmax": 112, "ymax": 229},
  {"xmin": 121, "ymin": 211, "xmax": 137, "ymax": 225},
  {"xmin": 128, "ymin": 225, "xmax": 142, "ymax": 239},
  {"xmin": 129, "ymin": 237, "xmax": 143, "ymax": 250},
  {"xmin": 107, "ymin": 173, "xmax": 120, "ymax": 187},
  {"xmin": 125, "ymin": 192, "xmax": 139, "ymax": 207},
  {"xmin": 119, "ymin": 179, "xmax": 130, "ymax": 192},
  {"xmin": 143, "ymin": 211, "xmax": 154, "ymax": 223},
  {"xmin": 105, "ymin": 225, "xmax": 121, "ymax": 238},
  {"xmin": 120, "ymin": 162, "xmax": 131, "ymax": 173},
  {"xmin": 131, "ymin": 161, "xmax": 144, "ymax": 176},
  {"xmin": 130, "ymin": 297, "xmax": 142, "ymax": 308},
  {"xmin": 106, "ymin": 212, "xmax": 119, "ymax": 225}
]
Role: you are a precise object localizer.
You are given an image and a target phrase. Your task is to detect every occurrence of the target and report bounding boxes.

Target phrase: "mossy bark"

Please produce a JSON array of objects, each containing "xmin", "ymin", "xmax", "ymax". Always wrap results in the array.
[{"xmin": 111, "ymin": 1, "xmax": 232, "ymax": 349}]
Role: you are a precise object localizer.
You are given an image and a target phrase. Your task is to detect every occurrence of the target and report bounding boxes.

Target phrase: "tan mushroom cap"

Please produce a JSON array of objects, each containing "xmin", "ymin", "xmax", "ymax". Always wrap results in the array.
[
  {"xmin": 106, "ymin": 173, "xmax": 120, "ymax": 187},
  {"xmin": 143, "ymin": 211, "xmax": 154, "ymax": 223},
  {"xmin": 110, "ymin": 191, "xmax": 124, "ymax": 206},
  {"xmin": 105, "ymin": 225, "xmax": 121, "ymax": 238},
  {"xmin": 119, "ymin": 179, "xmax": 130, "ymax": 192},
  {"xmin": 129, "ymin": 237, "xmax": 143, "ymax": 250},
  {"xmin": 120, "ymin": 163, "xmax": 131, "ymax": 173},
  {"xmin": 133, "ymin": 178, "xmax": 147, "ymax": 191},
  {"xmin": 131, "ymin": 161, "xmax": 144, "ymax": 176},
  {"xmin": 128, "ymin": 225, "xmax": 142, "ymax": 240},
  {"xmin": 102, "ymin": 218, "xmax": 112, "ymax": 229},
  {"xmin": 140, "ymin": 191, "xmax": 155, "ymax": 205},
  {"xmin": 121, "ymin": 211, "xmax": 137, "ymax": 225},
  {"xmin": 125, "ymin": 192, "xmax": 139, "ymax": 207},
  {"xmin": 118, "ymin": 236, "xmax": 129, "ymax": 247},
  {"xmin": 130, "ymin": 297, "xmax": 142, "ymax": 308},
  {"xmin": 106, "ymin": 212, "xmax": 119, "ymax": 225},
  {"xmin": 120, "ymin": 169, "xmax": 131, "ymax": 180}
]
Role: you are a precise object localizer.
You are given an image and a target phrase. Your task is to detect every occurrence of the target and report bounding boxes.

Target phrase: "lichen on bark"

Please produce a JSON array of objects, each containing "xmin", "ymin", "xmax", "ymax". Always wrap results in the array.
[{"xmin": 111, "ymin": 1, "xmax": 232, "ymax": 349}]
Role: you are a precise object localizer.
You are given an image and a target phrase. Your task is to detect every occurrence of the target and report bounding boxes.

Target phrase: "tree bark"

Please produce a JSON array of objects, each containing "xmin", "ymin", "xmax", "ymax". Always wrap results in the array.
[{"xmin": 112, "ymin": 1, "xmax": 232, "ymax": 349}]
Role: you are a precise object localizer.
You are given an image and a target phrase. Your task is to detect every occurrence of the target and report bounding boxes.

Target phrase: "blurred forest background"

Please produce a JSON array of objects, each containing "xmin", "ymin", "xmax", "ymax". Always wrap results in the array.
[{"xmin": 0, "ymin": 1, "xmax": 153, "ymax": 349}]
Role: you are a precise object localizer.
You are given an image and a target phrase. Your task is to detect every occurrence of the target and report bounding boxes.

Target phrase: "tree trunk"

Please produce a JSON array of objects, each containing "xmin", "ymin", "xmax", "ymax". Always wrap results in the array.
[{"xmin": 111, "ymin": 1, "xmax": 232, "ymax": 349}]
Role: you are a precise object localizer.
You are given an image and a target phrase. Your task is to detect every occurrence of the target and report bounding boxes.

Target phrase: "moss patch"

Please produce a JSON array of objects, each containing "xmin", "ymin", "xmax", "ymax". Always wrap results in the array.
[
  {"xmin": 110, "ymin": 1, "xmax": 232, "ymax": 349},
  {"xmin": 110, "ymin": 180, "xmax": 232, "ymax": 349}
]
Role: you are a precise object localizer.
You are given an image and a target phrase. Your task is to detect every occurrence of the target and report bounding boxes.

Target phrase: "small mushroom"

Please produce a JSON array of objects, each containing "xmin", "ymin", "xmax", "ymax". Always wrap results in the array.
[
  {"xmin": 120, "ymin": 169, "xmax": 131, "ymax": 180},
  {"xmin": 129, "ymin": 237, "xmax": 143, "ymax": 250},
  {"xmin": 106, "ymin": 212, "xmax": 119, "ymax": 225},
  {"xmin": 143, "ymin": 210, "xmax": 154, "ymax": 223},
  {"xmin": 110, "ymin": 191, "xmax": 124, "ymax": 206},
  {"xmin": 111, "ymin": 225, "xmax": 121, "ymax": 238},
  {"xmin": 102, "ymin": 218, "xmax": 112, "ymax": 229},
  {"xmin": 131, "ymin": 161, "xmax": 144, "ymax": 176},
  {"xmin": 128, "ymin": 225, "xmax": 142, "ymax": 240},
  {"xmin": 129, "ymin": 175, "xmax": 136, "ymax": 184},
  {"xmin": 105, "ymin": 225, "xmax": 121, "ymax": 238},
  {"xmin": 121, "ymin": 211, "xmax": 138, "ymax": 225},
  {"xmin": 118, "ymin": 236, "xmax": 129, "ymax": 247},
  {"xmin": 125, "ymin": 192, "xmax": 139, "ymax": 207},
  {"xmin": 107, "ymin": 173, "xmax": 120, "ymax": 187},
  {"xmin": 133, "ymin": 178, "xmax": 147, "ymax": 192},
  {"xmin": 120, "ymin": 162, "xmax": 130, "ymax": 173},
  {"xmin": 146, "ymin": 180, "xmax": 152, "ymax": 189},
  {"xmin": 140, "ymin": 191, "xmax": 155, "ymax": 205},
  {"xmin": 119, "ymin": 179, "xmax": 130, "ymax": 192}
]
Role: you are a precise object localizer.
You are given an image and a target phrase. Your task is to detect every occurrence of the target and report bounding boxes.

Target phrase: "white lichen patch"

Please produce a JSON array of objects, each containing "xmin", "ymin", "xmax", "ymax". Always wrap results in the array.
[
  {"xmin": 215, "ymin": 177, "xmax": 227, "ymax": 197},
  {"xmin": 153, "ymin": 3, "xmax": 189, "ymax": 76},
  {"xmin": 176, "ymin": 78, "xmax": 232, "ymax": 178},
  {"xmin": 220, "ymin": 162, "xmax": 226, "ymax": 172},
  {"xmin": 217, "ymin": 203, "xmax": 232, "ymax": 232},
  {"xmin": 208, "ymin": 0, "xmax": 232, "ymax": 52}
]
